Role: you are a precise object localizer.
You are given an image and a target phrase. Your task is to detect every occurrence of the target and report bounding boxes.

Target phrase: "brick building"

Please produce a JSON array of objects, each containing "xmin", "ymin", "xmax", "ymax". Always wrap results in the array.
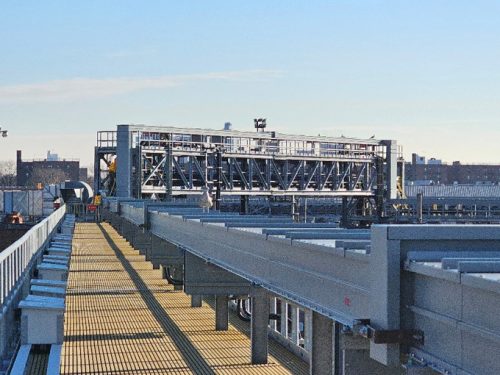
[
  {"xmin": 16, "ymin": 150, "xmax": 85, "ymax": 186},
  {"xmin": 405, "ymin": 153, "xmax": 500, "ymax": 185}
]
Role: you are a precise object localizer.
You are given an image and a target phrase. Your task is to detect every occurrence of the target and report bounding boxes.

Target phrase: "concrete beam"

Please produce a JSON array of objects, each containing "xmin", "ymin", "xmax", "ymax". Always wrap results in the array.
[
  {"xmin": 184, "ymin": 252, "xmax": 251, "ymax": 296},
  {"xmin": 150, "ymin": 235, "xmax": 183, "ymax": 268},
  {"xmin": 131, "ymin": 229, "xmax": 151, "ymax": 255}
]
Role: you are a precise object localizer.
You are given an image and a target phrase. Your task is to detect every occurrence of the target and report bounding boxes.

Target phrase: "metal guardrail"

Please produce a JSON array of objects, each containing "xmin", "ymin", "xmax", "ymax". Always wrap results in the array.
[{"xmin": 0, "ymin": 205, "xmax": 66, "ymax": 305}]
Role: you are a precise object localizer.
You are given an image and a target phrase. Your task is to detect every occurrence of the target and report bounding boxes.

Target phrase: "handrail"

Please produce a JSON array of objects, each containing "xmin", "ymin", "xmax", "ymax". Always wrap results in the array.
[{"xmin": 0, "ymin": 205, "xmax": 66, "ymax": 305}]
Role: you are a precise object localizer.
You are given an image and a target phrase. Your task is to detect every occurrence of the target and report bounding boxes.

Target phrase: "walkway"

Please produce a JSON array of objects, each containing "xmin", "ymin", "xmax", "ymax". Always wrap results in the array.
[{"xmin": 60, "ymin": 223, "xmax": 308, "ymax": 374}]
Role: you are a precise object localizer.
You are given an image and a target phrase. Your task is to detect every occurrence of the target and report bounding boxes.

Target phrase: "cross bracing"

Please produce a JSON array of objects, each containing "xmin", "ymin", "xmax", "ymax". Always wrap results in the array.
[{"xmin": 95, "ymin": 125, "xmax": 400, "ymax": 200}]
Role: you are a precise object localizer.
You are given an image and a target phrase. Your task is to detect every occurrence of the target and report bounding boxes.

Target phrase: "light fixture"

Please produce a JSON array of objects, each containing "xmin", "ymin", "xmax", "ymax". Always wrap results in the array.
[{"xmin": 254, "ymin": 118, "xmax": 267, "ymax": 132}]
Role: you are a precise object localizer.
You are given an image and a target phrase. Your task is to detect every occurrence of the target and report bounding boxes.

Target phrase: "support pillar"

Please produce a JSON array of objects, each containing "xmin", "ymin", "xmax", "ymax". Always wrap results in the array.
[
  {"xmin": 280, "ymin": 299, "xmax": 287, "ymax": 335},
  {"xmin": 305, "ymin": 309, "xmax": 313, "ymax": 353},
  {"xmin": 291, "ymin": 305, "xmax": 299, "ymax": 345},
  {"xmin": 310, "ymin": 311, "xmax": 333, "ymax": 375},
  {"xmin": 251, "ymin": 291, "xmax": 269, "ymax": 364},
  {"xmin": 191, "ymin": 295, "xmax": 202, "ymax": 308},
  {"xmin": 173, "ymin": 267, "xmax": 183, "ymax": 291},
  {"xmin": 215, "ymin": 295, "xmax": 229, "ymax": 331}
]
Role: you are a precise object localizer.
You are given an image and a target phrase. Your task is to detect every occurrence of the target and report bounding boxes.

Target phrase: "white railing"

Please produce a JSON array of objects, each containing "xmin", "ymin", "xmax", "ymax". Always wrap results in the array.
[{"xmin": 0, "ymin": 205, "xmax": 66, "ymax": 305}]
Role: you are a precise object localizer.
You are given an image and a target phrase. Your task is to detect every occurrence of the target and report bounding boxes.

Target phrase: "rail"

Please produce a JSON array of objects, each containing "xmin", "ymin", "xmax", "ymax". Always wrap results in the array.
[
  {"xmin": 146, "ymin": 139, "xmax": 384, "ymax": 160},
  {"xmin": 0, "ymin": 205, "xmax": 66, "ymax": 305}
]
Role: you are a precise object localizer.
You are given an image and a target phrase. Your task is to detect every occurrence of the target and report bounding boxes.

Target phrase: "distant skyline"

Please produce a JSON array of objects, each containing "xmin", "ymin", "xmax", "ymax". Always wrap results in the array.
[{"xmin": 1, "ymin": 1, "xmax": 500, "ymax": 166}]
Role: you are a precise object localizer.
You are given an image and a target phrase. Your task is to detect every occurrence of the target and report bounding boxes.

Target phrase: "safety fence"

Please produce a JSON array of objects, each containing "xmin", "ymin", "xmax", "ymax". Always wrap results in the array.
[{"xmin": 0, "ymin": 205, "xmax": 66, "ymax": 305}]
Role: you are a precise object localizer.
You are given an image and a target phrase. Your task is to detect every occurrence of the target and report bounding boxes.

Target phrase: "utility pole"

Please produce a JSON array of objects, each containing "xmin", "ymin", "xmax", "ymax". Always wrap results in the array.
[
  {"xmin": 165, "ymin": 139, "xmax": 173, "ymax": 200},
  {"xmin": 215, "ymin": 147, "xmax": 223, "ymax": 211}
]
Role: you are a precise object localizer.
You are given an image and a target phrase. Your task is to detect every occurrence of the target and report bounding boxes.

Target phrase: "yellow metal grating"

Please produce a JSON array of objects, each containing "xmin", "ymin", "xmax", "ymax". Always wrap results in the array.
[
  {"xmin": 25, "ymin": 345, "xmax": 50, "ymax": 375},
  {"xmin": 60, "ymin": 223, "xmax": 308, "ymax": 375}
]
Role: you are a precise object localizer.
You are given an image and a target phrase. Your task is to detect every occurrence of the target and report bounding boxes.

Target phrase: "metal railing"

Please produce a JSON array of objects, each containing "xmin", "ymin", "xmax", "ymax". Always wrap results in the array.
[
  {"xmin": 97, "ymin": 130, "xmax": 118, "ymax": 148},
  {"xmin": 0, "ymin": 205, "xmax": 66, "ymax": 305},
  {"xmin": 146, "ymin": 139, "xmax": 384, "ymax": 160}
]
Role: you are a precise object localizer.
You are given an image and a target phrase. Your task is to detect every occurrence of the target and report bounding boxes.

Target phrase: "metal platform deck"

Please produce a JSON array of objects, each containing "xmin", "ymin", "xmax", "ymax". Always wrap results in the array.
[{"xmin": 60, "ymin": 223, "xmax": 308, "ymax": 374}]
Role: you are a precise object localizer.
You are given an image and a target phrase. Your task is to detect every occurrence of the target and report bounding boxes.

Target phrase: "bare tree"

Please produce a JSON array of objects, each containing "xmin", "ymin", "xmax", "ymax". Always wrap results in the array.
[
  {"xmin": 0, "ymin": 160, "xmax": 16, "ymax": 187},
  {"xmin": 26, "ymin": 167, "xmax": 69, "ymax": 187}
]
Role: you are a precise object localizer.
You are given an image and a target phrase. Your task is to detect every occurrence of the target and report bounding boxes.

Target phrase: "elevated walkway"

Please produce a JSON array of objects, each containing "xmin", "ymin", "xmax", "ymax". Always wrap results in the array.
[{"xmin": 60, "ymin": 223, "xmax": 307, "ymax": 374}]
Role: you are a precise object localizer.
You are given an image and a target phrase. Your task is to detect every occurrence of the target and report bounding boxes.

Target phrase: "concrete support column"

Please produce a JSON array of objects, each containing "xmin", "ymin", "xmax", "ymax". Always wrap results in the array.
[
  {"xmin": 310, "ymin": 311, "xmax": 333, "ymax": 375},
  {"xmin": 191, "ymin": 295, "xmax": 202, "ymax": 308},
  {"xmin": 251, "ymin": 291, "xmax": 269, "ymax": 364},
  {"xmin": 160, "ymin": 265, "xmax": 167, "ymax": 278},
  {"xmin": 304, "ymin": 309, "xmax": 313, "ymax": 352},
  {"xmin": 291, "ymin": 305, "xmax": 299, "ymax": 345},
  {"xmin": 173, "ymin": 267, "xmax": 183, "ymax": 291},
  {"xmin": 280, "ymin": 299, "xmax": 287, "ymax": 335},
  {"xmin": 215, "ymin": 295, "xmax": 229, "ymax": 331}
]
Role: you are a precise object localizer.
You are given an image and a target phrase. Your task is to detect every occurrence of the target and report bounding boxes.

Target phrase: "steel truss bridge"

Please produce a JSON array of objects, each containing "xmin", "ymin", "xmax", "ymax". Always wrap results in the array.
[{"xmin": 95, "ymin": 125, "xmax": 403, "ymax": 206}]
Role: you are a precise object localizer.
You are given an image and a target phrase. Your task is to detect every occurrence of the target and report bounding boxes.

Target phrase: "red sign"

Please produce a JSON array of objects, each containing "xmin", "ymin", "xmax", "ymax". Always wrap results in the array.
[{"xmin": 88, "ymin": 204, "xmax": 97, "ymax": 212}]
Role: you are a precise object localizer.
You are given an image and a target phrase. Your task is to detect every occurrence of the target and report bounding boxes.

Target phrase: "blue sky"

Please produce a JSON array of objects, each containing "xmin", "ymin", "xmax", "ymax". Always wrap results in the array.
[{"xmin": 1, "ymin": 1, "xmax": 499, "ymax": 166}]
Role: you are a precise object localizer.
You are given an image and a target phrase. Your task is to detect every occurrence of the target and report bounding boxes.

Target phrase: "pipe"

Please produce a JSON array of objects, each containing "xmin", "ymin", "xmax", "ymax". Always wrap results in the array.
[
  {"xmin": 236, "ymin": 299, "xmax": 280, "ymax": 322},
  {"xmin": 165, "ymin": 267, "xmax": 183, "ymax": 286},
  {"xmin": 237, "ymin": 299, "xmax": 251, "ymax": 321}
]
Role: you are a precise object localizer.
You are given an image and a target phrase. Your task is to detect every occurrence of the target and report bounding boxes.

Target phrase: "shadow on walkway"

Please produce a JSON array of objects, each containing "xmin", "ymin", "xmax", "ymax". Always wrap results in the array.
[{"xmin": 98, "ymin": 223, "xmax": 216, "ymax": 375}]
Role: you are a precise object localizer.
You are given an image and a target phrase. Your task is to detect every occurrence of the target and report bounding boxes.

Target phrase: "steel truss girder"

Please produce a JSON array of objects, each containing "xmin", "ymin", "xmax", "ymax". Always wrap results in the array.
[{"xmin": 137, "ymin": 147, "xmax": 378, "ymax": 198}]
